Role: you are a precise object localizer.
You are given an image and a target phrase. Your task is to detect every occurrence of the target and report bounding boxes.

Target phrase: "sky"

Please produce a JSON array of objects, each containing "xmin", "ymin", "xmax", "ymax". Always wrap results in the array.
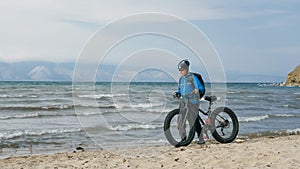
[{"xmin": 0, "ymin": 0, "xmax": 300, "ymax": 81}]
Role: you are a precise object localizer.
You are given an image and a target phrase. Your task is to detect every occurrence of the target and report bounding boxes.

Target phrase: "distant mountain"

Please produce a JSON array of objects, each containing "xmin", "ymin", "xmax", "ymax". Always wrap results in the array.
[
  {"xmin": 0, "ymin": 61, "xmax": 286, "ymax": 82},
  {"xmin": 0, "ymin": 61, "xmax": 73, "ymax": 81},
  {"xmin": 0, "ymin": 62, "xmax": 175, "ymax": 82},
  {"xmin": 28, "ymin": 65, "xmax": 52, "ymax": 80}
]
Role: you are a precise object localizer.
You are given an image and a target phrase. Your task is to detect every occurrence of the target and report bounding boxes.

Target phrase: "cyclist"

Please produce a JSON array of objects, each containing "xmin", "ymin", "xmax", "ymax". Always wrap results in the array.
[{"xmin": 174, "ymin": 60, "xmax": 205, "ymax": 147}]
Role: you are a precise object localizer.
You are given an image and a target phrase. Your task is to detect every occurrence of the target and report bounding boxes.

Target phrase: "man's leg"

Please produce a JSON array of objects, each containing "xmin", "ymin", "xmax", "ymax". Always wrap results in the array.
[
  {"xmin": 177, "ymin": 101, "xmax": 187, "ymax": 140},
  {"xmin": 187, "ymin": 102, "xmax": 205, "ymax": 144},
  {"xmin": 194, "ymin": 116, "xmax": 203, "ymax": 138}
]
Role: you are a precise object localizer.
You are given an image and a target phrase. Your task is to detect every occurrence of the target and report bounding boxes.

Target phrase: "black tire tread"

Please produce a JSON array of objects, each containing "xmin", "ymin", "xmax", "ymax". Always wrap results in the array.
[
  {"xmin": 211, "ymin": 107, "xmax": 239, "ymax": 143},
  {"xmin": 163, "ymin": 109, "xmax": 195, "ymax": 146}
]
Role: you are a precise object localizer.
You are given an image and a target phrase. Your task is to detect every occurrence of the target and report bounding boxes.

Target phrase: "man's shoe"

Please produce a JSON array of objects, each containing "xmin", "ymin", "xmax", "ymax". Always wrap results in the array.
[{"xmin": 197, "ymin": 138, "xmax": 205, "ymax": 145}]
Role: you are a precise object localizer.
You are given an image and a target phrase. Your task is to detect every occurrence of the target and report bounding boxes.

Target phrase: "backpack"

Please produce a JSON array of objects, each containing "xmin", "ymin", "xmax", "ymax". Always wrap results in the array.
[
  {"xmin": 179, "ymin": 72, "xmax": 205, "ymax": 98},
  {"xmin": 192, "ymin": 73, "xmax": 205, "ymax": 98}
]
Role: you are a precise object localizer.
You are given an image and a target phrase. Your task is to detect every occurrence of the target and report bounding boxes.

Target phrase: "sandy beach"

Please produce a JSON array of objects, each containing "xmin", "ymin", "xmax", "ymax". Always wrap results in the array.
[{"xmin": 0, "ymin": 134, "xmax": 299, "ymax": 169}]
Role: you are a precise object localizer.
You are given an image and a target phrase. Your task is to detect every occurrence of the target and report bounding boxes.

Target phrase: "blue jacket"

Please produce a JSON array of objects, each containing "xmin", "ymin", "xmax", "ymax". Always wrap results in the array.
[{"xmin": 177, "ymin": 72, "xmax": 204, "ymax": 104}]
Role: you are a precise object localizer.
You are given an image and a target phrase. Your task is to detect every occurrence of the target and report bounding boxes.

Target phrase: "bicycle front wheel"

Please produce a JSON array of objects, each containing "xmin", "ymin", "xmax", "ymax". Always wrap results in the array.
[
  {"xmin": 163, "ymin": 109, "xmax": 195, "ymax": 146},
  {"xmin": 211, "ymin": 107, "xmax": 239, "ymax": 143}
]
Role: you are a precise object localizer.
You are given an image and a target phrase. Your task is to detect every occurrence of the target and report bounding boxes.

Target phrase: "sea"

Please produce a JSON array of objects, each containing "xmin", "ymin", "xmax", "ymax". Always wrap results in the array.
[{"xmin": 0, "ymin": 81, "xmax": 299, "ymax": 158}]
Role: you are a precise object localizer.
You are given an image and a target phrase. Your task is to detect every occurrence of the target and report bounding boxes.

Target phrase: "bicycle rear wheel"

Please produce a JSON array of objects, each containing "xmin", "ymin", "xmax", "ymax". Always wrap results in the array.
[
  {"xmin": 163, "ymin": 109, "xmax": 195, "ymax": 146},
  {"xmin": 211, "ymin": 107, "xmax": 239, "ymax": 143}
]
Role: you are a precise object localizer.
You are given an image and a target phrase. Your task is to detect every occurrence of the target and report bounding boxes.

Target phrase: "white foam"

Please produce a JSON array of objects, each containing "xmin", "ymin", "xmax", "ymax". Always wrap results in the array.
[
  {"xmin": 286, "ymin": 128, "xmax": 300, "ymax": 134},
  {"xmin": 0, "ymin": 128, "xmax": 82, "ymax": 139},
  {"xmin": 77, "ymin": 94, "xmax": 111, "ymax": 99},
  {"xmin": 77, "ymin": 94, "xmax": 127, "ymax": 99},
  {"xmin": 273, "ymin": 114, "xmax": 294, "ymax": 117},
  {"xmin": 76, "ymin": 111, "xmax": 104, "ymax": 116},
  {"xmin": 0, "ymin": 94, "xmax": 9, "ymax": 98},
  {"xmin": 115, "ymin": 103, "xmax": 165, "ymax": 109},
  {"xmin": 41, "ymin": 105, "xmax": 71, "ymax": 110},
  {"xmin": 0, "ymin": 94, "xmax": 38, "ymax": 98},
  {"xmin": 0, "ymin": 113, "xmax": 40, "ymax": 120},
  {"xmin": 28, "ymin": 95, "xmax": 39, "ymax": 98},
  {"xmin": 283, "ymin": 104, "xmax": 296, "ymax": 108},
  {"xmin": 248, "ymin": 95, "xmax": 259, "ymax": 98},
  {"xmin": 132, "ymin": 103, "xmax": 165, "ymax": 109},
  {"xmin": 239, "ymin": 115, "xmax": 269, "ymax": 122},
  {"xmin": 25, "ymin": 128, "xmax": 82, "ymax": 136},
  {"xmin": 146, "ymin": 108, "xmax": 172, "ymax": 114},
  {"xmin": 109, "ymin": 123, "xmax": 162, "ymax": 131},
  {"xmin": 227, "ymin": 91, "xmax": 240, "ymax": 94},
  {"xmin": 0, "ymin": 131, "xmax": 24, "ymax": 139}
]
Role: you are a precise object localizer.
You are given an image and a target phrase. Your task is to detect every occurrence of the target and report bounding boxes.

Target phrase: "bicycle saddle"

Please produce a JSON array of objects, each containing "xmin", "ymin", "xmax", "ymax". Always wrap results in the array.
[{"xmin": 204, "ymin": 96, "xmax": 217, "ymax": 102}]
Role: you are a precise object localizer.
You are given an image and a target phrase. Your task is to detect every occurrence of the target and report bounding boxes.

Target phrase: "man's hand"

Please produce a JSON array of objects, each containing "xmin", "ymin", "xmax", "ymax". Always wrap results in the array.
[
  {"xmin": 173, "ymin": 92, "xmax": 181, "ymax": 99},
  {"xmin": 194, "ymin": 89, "xmax": 199, "ymax": 94}
]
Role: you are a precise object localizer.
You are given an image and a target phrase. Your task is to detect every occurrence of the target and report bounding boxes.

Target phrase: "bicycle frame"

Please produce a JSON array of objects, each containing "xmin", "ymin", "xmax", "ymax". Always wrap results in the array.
[
  {"xmin": 197, "ymin": 99, "xmax": 215, "ymax": 138},
  {"xmin": 198, "ymin": 99, "xmax": 214, "ymax": 123}
]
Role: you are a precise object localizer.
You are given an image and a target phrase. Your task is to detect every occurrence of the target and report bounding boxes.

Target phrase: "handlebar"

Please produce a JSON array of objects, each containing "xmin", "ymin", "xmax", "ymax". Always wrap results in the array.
[{"xmin": 173, "ymin": 92, "xmax": 181, "ymax": 99}]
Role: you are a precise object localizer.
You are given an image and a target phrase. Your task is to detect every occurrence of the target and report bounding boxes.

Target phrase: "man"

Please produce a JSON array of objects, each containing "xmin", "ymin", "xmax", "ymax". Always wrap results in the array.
[{"xmin": 174, "ymin": 60, "xmax": 205, "ymax": 147}]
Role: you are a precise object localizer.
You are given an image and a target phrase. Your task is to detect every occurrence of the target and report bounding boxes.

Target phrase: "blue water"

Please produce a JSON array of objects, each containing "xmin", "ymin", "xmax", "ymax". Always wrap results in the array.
[{"xmin": 0, "ymin": 81, "xmax": 299, "ymax": 157}]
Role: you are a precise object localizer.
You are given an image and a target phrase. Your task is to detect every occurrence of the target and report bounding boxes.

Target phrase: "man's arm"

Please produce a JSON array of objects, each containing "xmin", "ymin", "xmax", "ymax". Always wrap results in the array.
[{"xmin": 192, "ymin": 75, "xmax": 204, "ymax": 94}]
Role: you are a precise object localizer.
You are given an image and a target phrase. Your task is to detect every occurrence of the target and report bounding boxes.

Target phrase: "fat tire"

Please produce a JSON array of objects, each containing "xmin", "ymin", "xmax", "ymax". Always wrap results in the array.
[
  {"xmin": 211, "ymin": 107, "xmax": 239, "ymax": 143},
  {"xmin": 163, "ymin": 109, "xmax": 195, "ymax": 146}
]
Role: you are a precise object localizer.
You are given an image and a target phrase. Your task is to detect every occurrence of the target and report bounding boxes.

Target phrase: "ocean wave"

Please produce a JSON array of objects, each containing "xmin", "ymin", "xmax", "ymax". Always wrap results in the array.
[
  {"xmin": 0, "ymin": 103, "xmax": 118, "ymax": 112},
  {"xmin": 238, "ymin": 115, "xmax": 269, "ymax": 122},
  {"xmin": 75, "ymin": 111, "xmax": 110, "ymax": 116},
  {"xmin": 0, "ymin": 113, "xmax": 41, "ymax": 120},
  {"xmin": 0, "ymin": 94, "xmax": 38, "ymax": 98},
  {"xmin": 227, "ymin": 91, "xmax": 240, "ymax": 94},
  {"xmin": 0, "ymin": 128, "xmax": 83, "ymax": 140},
  {"xmin": 115, "ymin": 103, "xmax": 165, "ymax": 109},
  {"xmin": 272, "ymin": 114, "xmax": 295, "ymax": 118},
  {"xmin": 0, "ymin": 107, "xmax": 119, "ymax": 120},
  {"xmin": 247, "ymin": 95, "xmax": 260, "ymax": 98},
  {"xmin": 132, "ymin": 103, "xmax": 165, "ymax": 109},
  {"xmin": 77, "ymin": 94, "xmax": 127, "ymax": 99},
  {"xmin": 41, "ymin": 105, "xmax": 72, "ymax": 110},
  {"xmin": 0, "ymin": 104, "xmax": 74, "ymax": 111},
  {"xmin": 247, "ymin": 128, "xmax": 300, "ymax": 138},
  {"xmin": 257, "ymin": 83, "xmax": 285, "ymax": 87},
  {"xmin": 283, "ymin": 104, "xmax": 299, "ymax": 109},
  {"xmin": 109, "ymin": 123, "xmax": 162, "ymax": 131},
  {"xmin": 0, "ymin": 112, "xmax": 75, "ymax": 120},
  {"xmin": 234, "ymin": 107, "xmax": 271, "ymax": 111},
  {"xmin": 77, "ymin": 94, "xmax": 112, "ymax": 99},
  {"xmin": 286, "ymin": 128, "xmax": 300, "ymax": 135},
  {"xmin": 0, "ymin": 110, "xmax": 118, "ymax": 120},
  {"xmin": 238, "ymin": 113, "xmax": 298, "ymax": 123},
  {"xmin": 146, "ymin": 108, "xmax": 173, "ymax": 114}
]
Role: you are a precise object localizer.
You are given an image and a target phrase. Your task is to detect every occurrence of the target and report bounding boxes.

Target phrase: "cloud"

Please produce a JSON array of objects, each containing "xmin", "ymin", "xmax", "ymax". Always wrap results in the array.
[{"xmin": 0, "ymin": 0, "xmax": 298, "ymax": 66}]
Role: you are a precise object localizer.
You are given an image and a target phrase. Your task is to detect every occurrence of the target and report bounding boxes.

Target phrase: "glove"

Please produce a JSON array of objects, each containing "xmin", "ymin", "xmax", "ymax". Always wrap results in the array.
[{"xmin": 173, "ymin": 92, "xmax": 181, "ymax": 99}]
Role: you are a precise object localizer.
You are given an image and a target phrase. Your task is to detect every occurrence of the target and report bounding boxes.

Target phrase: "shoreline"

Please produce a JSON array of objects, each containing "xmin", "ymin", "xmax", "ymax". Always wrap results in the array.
[
  {"xmin": 1, "ymin": 129, "xmax": 299, "ymax": 159},
  {"xmin": 0, "ymin": 134, "xmax": 299, "ymax": 169}
]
